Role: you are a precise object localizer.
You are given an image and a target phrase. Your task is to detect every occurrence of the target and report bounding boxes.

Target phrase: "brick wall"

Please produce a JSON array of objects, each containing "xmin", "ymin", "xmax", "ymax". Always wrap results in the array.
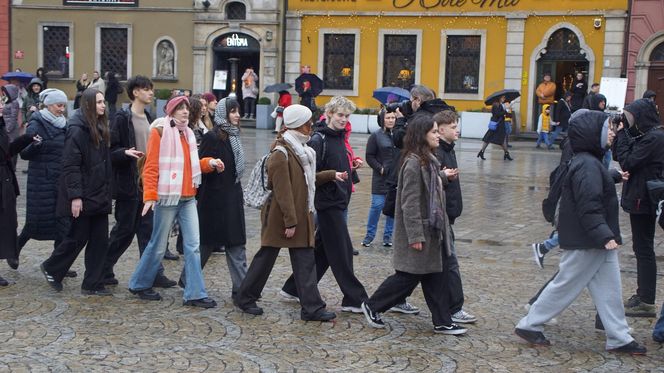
[{"xmin": 0, "ymin": 0, "xmax": 9, "ymax": 83}]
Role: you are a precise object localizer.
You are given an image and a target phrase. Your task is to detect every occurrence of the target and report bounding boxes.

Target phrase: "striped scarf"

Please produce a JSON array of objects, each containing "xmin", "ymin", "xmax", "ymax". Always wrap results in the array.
[
  {"xmin": 153, "ymin": 116, "xmax": 202, "ymax": 206},
  {"xmin": 214, "ymin": 98, "xmax": 245, "ymax": 183}
]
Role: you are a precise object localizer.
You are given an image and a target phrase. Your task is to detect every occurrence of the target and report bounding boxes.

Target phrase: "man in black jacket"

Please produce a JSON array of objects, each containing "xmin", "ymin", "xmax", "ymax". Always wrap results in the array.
[
  {"xmin": 102, "ymin": 75, "xmax": 176, "ymax": 288},
  {"xmin": 281, "ymin": 96, "xmax": 368, "ymax": 312},
  {"xmin": 613, "ymin": 98, "xmax": 664, "ymax": 318},
  {"xmin": 515, "ymin": 110, "xmax": 647, "ymax": 355}
]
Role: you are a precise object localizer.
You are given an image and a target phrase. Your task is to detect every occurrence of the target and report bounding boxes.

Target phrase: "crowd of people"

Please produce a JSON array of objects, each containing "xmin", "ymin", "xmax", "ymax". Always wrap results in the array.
[{"xmin": 0, "ymin": 73, "xmax": 663, "ymax": 354}]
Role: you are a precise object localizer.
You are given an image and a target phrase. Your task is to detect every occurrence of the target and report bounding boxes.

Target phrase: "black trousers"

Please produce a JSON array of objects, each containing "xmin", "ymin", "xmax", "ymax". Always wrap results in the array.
[
  {"xmin": 103, "ymin": 199, "xmax": 162, "ymax": 279},
  {"xmin": 237, "ymin": 246, "xmax": 326, "ymax": 317},
  {"xmin": 282, "ymin": 208, "xmax": 368, "ymax": 307},
  {"xmin": 17, "ymin": 217, "xmax": 69, "ymax": 257},
  {"xmin": 447, "ymin": 227, "xmax": 464, "ymax": 314},
  {"xmin": 630, "ymin": 213, "xmax": 658, "ymax": 304},
  {"xmin": 243, "ymin": 97, "xmax": 256, "ymax": 116},
  {"xmin": 42, "ymin": 214, "xmax": 109, "ymax": 290}
]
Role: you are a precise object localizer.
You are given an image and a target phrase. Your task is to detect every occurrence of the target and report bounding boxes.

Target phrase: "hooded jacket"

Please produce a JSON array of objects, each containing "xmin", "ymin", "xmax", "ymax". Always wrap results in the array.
[
  {"xmin": 537, "ymin": 104, "xmax": 551, "ymax": 133},
  {"xmin": 613, "ymin": 98, "xmax": 664, "ymax": 215},
  {"xmin": 558, "ymin": 110, "xmax": 621, "ymax": 250},
  {"xmin": 2, "ymin": 84, "xmax": 20, "ymax": 139},
  {"xmin": 365, "ymin": 128, "xmax": 397, "ymax": 195},
  {"xmin": 22, "ymin": 78, "xmax": 44, "ymax": 123},
  {"xmin": 309, "ymin": 121, "xmax": 352, "ymax": 211},
  {"xmin": 436, "ymin": 139, "xmax": 462, "ymax": 224},
  {"xmin": 587, "ymin": 93, "xmax": 607, "ymax": 112}
]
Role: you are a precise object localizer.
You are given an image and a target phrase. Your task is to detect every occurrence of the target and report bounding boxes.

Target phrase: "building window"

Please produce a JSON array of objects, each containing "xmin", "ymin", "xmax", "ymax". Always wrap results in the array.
[
  {"xmin": 322, "ymin": 33, "xmax": 356, "ymax": 91},
  {"xmin": 100, "ymin": 27, "xmax": 128, "ymax": 80},
  {"xmin": 226, "ymin": 2, "xmax": 246, "ymax": 20},
  {"xmin": 42, "ymin": 25, "xmax": 70, "ymax": 78},
  {"xmin": 382, "ymin": 34, "xmax": 417, "ymax": 89},
  {"xmin": 444, "ymin": 35, "xmax": 481, "ymax": 94},
  {"xmin": 651, "ymin": 42, "xmax": 664, "ymax": 61}
]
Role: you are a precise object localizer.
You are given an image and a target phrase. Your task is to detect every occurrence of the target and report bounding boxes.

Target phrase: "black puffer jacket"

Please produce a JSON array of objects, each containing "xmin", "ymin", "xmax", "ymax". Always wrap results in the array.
[
  {"xmin": 613, "ymin": 98, "xmax": 664, "ymax": 215},
  {"xmin": 56, "ymin": 110, "xmax": 112, "ymax": 217},
  {"xmin": 309, "ymin": 123, "xmax": 351, "ymax": 211},
  {"xmin": 109, "ymin": 106, "xmax": 153, "ymax": 200},
  {"xmin": 559, "ymin": 110, "xmax": 621, "ymax": 250},
  {"xmin": 587, "ymin": 94, "xmax": 607, "ymax": 112},
  {"xmin": 436, "ymin": 140, "xmax": 462, "ymax": 224},
  {"xmin": 365, "ymin": 129, "xmax": 397, "ymax": 195}
]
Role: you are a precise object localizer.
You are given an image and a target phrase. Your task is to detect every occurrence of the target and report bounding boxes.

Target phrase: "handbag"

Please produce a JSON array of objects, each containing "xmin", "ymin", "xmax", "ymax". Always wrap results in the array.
[{"xmin": 488, "ymin": 120, "xmax": 499, "ymax": 131}]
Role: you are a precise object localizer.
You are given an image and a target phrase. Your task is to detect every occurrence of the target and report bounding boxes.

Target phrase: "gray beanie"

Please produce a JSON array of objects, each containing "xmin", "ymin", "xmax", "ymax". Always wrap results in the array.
[
  {"xmin": 40, "ymin": 89, "xmax": 68, "ymax": 105},
  {"xmin": 283, "ymin": 104, "xmax": 312, "ymax": 129}
]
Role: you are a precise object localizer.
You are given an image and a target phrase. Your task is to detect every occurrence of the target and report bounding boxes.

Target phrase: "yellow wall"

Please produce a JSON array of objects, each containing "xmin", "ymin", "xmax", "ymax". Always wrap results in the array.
[{"xmin": 290, "ymin": 0, "xmax": 627, "ymax": 12}]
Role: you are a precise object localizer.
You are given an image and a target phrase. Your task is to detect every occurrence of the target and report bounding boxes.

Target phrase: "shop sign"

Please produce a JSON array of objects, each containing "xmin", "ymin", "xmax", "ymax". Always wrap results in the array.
[
  {"xmin": 222, "ymin": 34, "xmax": 249, "ymax": 48},
  {"xmin": 63, "ymin": 0, "xmax": 138, "ymax": 6},
  {"xmin": 298, "ymin": 0, "xmax": 521, "ymax": 10},
  {"xmin": 213, "ymin": 33, "xmax": 260, "ymax": 52},
  {"xmin": 14, "ymin": 50, "xmax": 24, "ymax": 59}
]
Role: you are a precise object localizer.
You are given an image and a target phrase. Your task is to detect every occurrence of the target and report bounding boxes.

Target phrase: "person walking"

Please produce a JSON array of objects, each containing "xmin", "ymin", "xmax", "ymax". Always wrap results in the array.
[
  {"xmin": 105, "ymin": 71, "xmax": 123, "ymax": 122},
  {"xmin": 361, "ymin": 108, "xmax": 398, "ymax": 248},
  {"xmin": 549, "ymin": 92, "xmax": 572, "ymax": 146},
  {"xmin": 22, "ymin": 78, "xmax": 43, "ymax": 123},
  {"xmin": 477, "ymin": 96, "xmax": 513, "ymax": 160},
  {"xmin": 202, "ymin": 93, "xmax": 217, "ymax": 124},
  {"xmin": 535, "ymin": 104, "xmax": 552, "ymax": 149},
  {"xmin": 241, "ymin": 67, "xmax": 258, "ymax": 119},
  {"xmin": 582, "ymin": 83, "xmax": 600, "ymax": 109},
  {"xmin": 613, "ymin": 98, "xmax": 664, "ymax": 318},
  {"xmin": 515, "ymin": 110, "xmax": 647, "ymax": 355},
  {"xmin": 360, "ymin": 115, "xmax": 466, "ymax": 335},
  {"xmin": 187, "ymin": 96, "xmax": 209, "ymax": 145},
  {"xmin": 102, "ymin": 75, "xmax": 176, "ymax": 288},
  {"xmin": 570, "ymin": 72, "xmax": 587, "ymax": 112},
  {"xmin": 181, "ymin": 97, "xmax": 248, "ymax": 301},
  {"xmin": 236, "ymin": 104, "xmax": 337, "ymax": 321},
  {"xmin": 10, "ymin": 89, "xmax": 70, "ymax": 271},
  {"xmin": 2, "ymin": 84, "xmax": 22, "ymax": 170},
  {"xmin": 128, "ymin": 96, "xmax": 223, "ymax": 308},
  {"xmin": 74, "ymin": 73, "xmax": 90, "ymax": 110},
  {"xmin": 273, "ymin": 90, "xmax": 292, "ymax": 133},
  {"xmin": 40, "ymin": 88, "xmax": 114, "ymax": 295}
]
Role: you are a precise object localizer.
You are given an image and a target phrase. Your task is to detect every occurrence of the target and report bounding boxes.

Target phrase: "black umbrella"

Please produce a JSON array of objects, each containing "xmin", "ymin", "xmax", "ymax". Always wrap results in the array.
[
  {"xmin": 295, "ymin": 73, "xmax": 323, "ymax": 97},
  {"xmin": 485, "ymin": 89, "xmax": 520, "ymax": 106},
  {"xmin": 264, "ymin": 83, "xmax": 292, "ymax": 93}
]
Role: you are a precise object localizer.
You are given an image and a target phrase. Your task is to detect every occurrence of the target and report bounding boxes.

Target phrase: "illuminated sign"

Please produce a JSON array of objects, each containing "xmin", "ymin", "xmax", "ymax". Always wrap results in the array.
[{"xmin": 63, "ymin": 0, "xmax": 138, "ymax": 6}]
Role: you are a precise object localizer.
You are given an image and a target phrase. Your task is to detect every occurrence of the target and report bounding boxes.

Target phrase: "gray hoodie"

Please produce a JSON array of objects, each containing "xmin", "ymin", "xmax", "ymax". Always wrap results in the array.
[{"xmin": 2, "ymin": 84, "xmax": 21, "ymax": 140}]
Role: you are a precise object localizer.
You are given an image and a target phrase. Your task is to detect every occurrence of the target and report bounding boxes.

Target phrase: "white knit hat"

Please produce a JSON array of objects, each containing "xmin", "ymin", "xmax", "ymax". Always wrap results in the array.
[
  {"xmin": 40, "ymin": 89, "xmax": 68, "ymax": 105},
  {"xmin": 283, "ymin": 104, "xmax": 312, "ymax": 129}
]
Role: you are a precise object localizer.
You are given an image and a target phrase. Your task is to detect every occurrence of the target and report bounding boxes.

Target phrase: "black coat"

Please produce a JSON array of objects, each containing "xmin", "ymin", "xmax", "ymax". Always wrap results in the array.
[
  {"xmin": 196, "ymin": 128, "xmax": 246, "ymax": 247},
  {"xmin": 614, "ymin": 99, "xmax": 664, "ymax": 215},
  {"xmin": 0, "ymin": 118, "xmax": 35, "ymax": 259},
  {"xmin": 559, "ymin": 110, "xmax": 621, "ymax": 250},
  {"xmin": 110, "ymin": 106, "xmax": 153, "ymax": 200},
  {"xmin": 56, "ymin": 111, "xmax": 112, "ymax": 217},
  {"xmin": 436, "ymin": 140, "xmax": 463, "ymax": 224},
  {"xmin": 310, "ymin": 124, "xmax": 351, "ymax": 211},
  {"xmin": 105, "ymin": 79, "xmax": 123, "ymax": 105},
  {"xmin": 554, "ymin": 99, "xmax": 572, "ymax": 131},
  {"xmin": 570, "ymin": 79, "xmax": 587, "ymax": 111},
  {"xmin": 365, "ymin": 129, "xmax": 397, "ymax": 195},
  {"xmin": 20, "ymin": 112, "xmax": 67, "ymax": 240},
  {"xmin": 482, "ymin": 103, "xmax": 507, "ymax": 145}
]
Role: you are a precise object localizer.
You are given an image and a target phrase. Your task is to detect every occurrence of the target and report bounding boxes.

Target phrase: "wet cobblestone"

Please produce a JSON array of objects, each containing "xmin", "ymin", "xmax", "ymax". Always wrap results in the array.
[{"xmin": 1, "ymin": 129, "xmax": 663, "ymax": 371}]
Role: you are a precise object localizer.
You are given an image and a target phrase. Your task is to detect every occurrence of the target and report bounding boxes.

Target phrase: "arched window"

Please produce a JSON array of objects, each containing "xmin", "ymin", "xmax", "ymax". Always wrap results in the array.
[
  {"xmin": 650, "ymin": 42, "xmax": 664, "ymax": 62},
  {"xmin": 541, "ymin": 28, "xmax": 584, "ymax": 61},
  {"xmin": 225, "ymin": 2, "xmax": 246, "ymax": 20}
]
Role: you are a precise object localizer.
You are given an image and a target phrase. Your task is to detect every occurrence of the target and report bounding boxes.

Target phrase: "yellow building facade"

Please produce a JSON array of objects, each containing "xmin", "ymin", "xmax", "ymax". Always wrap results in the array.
[{"xmin": 285, "ymin": 0, "xmax": 628, "ymax": 130}]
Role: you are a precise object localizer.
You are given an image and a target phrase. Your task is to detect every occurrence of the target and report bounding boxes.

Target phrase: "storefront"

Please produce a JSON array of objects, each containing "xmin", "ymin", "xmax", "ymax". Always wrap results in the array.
[{"xmin": 285, "ymin": 0, "xmax": 628, "ymax": 131}]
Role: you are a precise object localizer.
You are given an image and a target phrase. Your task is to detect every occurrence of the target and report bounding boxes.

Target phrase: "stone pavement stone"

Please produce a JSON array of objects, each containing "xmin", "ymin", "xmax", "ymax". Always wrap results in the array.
[{"xmin": 1, "ymin": 129, "xmax": 663, "ymax": 371}]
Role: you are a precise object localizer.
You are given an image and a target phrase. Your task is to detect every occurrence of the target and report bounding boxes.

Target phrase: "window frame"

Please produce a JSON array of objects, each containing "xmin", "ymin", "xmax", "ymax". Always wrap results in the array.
[
  {"xmin": 317, "ymin": 28, "xmax": 360, "ymax": 97},
  {"xmin": 38, "ymin": 22, "xmax": 74, "ymax": 80},
  {"xmin": 95, "ymin": 23, "xmax": 133, "ymax": 81},
  {"xmin": 376, "ymin": 29, "xmax": 422, "ymax": 90},
  {"xmin": 225, "ymin": 1, "xmax": 247, "ymax": 20},
  {"xmin": 438, "ymin": 29, "xmax": 487, "ymax": 101}
]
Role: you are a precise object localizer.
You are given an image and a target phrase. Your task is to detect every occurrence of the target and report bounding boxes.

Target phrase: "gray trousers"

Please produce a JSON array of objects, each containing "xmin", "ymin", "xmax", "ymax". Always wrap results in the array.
[
  {"xmin": 517, "ymin": 249, "xmax": 633, "ymax": 349},
  {"xmin": 181, "ymin": 244, "xmax": 247, "ymax": 297}
]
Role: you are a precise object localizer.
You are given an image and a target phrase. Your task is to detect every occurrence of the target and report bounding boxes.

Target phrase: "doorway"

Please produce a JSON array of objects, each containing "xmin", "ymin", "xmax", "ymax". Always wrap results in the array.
[{"xmin": 648, "ymin": 42, "xmax": 664, "ymax": 111}]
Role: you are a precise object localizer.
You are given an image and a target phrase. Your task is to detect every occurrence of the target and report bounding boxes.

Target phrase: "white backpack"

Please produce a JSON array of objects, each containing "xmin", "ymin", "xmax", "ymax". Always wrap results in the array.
[{"xmin": 243, "ymin": 145, "xmax": 287, "ymax": 209}]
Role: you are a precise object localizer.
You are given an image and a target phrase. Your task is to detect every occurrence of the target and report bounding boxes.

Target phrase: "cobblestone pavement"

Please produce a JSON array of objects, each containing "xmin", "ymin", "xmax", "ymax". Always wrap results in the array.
[{"xmin": 1, "ymin": 128, "xmax": 663, "ymax": 372}]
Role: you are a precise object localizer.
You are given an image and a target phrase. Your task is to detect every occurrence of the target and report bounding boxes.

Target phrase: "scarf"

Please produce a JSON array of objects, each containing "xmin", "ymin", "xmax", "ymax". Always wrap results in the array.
[
  {"xmin": 284, "ymin": 130, "xmax": 316, "ymax": 212},
  {"xmin": 427, "ymin": 158, "xmax": 445, "ymax": 232},
  {"xmin": 39, "ymin": 108, "xmax": 66, "ymax": 129},
  {"xmin": 214, "ymin": 98, "xmax": 245, "ymax": 183},
  {"xmin": 153, "ymin": 116, "xmax": 201, "ymax": 206}
]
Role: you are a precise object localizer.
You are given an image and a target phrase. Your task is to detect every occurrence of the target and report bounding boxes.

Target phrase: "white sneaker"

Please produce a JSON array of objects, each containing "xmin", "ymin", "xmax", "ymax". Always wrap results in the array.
[
  {"xmin": 341, "ymin": 305, "xmax": 363, "ymax": 313},
  {"xmin": 278, "ymin": 290, "xmax": 300, "ymax": 303},
  {"xmin": 389, "ymin": 302, "xmax": 420, "ymax": 315},
  {"xmin": 452, "ymin": 310, "xmax": 477, "ymax": 324}
]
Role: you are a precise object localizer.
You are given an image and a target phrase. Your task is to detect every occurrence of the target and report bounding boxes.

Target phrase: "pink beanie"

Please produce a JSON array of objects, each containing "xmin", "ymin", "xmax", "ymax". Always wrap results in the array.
[{"xmin": 165, "ymin": 96, "xmax": 190, "ymax": 116}]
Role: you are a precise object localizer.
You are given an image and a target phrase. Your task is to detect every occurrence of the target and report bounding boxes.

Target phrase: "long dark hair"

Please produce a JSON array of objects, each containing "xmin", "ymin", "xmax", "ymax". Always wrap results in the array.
[
  {"xmin": 216, "ymin": 98, "xmax": 241, "ymax": 141},
  {"xmin": 188, "ymin": 95, "xmax": 203, "ymax": 128},
  {"xmin": 80, "ymin": 88, "xmax": 109, "ymax": 148},
  {"xmin": 401, "ymin": 114, "xmax": 436, "ymax": 167}
]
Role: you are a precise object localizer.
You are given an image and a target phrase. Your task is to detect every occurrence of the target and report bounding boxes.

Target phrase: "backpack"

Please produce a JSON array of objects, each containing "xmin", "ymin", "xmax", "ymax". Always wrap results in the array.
[
  {"xmin": 541, "ymin": 158, "xmax": 572, "ymax": 224},
  {"xmin": 243, "ymin": 145, "xmax": 288, "ymax": 209}
]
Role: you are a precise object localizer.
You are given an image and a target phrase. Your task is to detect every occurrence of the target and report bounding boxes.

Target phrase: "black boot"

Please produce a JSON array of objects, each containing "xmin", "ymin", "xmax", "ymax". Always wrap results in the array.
[
  {"xmin": 7, "ymin": 258, "xmax": 18, "ymax": 270},
  {"xmin": 504, "ymin": 152, "xmax": 513, "ymax": 161},
  {"xmin": 0, "ymin": 274, "xmax": 8, "ymax": 286},
  {"xmin": 477, "ymin": 150, "xmax": 486, "ymax": 160}
]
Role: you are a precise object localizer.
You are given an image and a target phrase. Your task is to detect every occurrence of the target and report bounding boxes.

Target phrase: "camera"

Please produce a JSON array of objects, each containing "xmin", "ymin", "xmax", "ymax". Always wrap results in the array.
[{"xmin": 385, "ymin": 100, "xmax": 413, "ymax": 118}]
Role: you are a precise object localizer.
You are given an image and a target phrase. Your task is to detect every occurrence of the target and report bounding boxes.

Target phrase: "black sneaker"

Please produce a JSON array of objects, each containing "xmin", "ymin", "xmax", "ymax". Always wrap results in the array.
[
  {"xmin": 383, "ymin": 241, "xmax": 393, "ymax": 247},
  {"xmin": 434, "ymin": 323, "xmax": 467, "ymax": 335},
  {"xmin": 531, "ymin": 243, "xmax": 546, "ymax": 269},
  {"xmin": 153, "ymin": 274, "xmax": 177, "ymax": 288},
  {"xmin": 353, "ymin": 249, "xmax": 359, "ymax": 256},
  {"xmin": 361, "ymin": 302, "xmax": 385, "ymax": 328},
  {"xmin": 7, "ymin": 258, "xmax": 18, "ymax": 270},
  {"xmin": 163, "ymin": 248, "xmax": 179, "ymax": 261},
  {"xmin": 81, "ymin": 287, "xmax": 112, "ymax": 296},
  {"xmin": 104, "ymin": 276, "xmax": 119, "ymax": 286},
  {"xmin": 40, "ymin": 263, "xmax": 63, "ymax": 292},
  {"xmin": 514, "ymin": 328, "xmax": 550, "ymax": 346},
  {"xmin": 608, "ymin": 341, "xmax": 647, "ymax": 355},
  {"xmin": 129, "ymin": 288, "xmax": 162, "ymax": 301},
  {"xmin": 65, "ymin": 270, "xmax": 77, "ymax": 278},
  {"xmin": 0, "ymin": 274, "xmax": 8, "ymax": 286},
  {"xmin": 302, "ymin": 310, "xmax": 337, "ymax": 322},
  {"xmin": 239, "ymin": 302, "xmax": 264, "ymax": 315},
  {"xmin": 183, "ymin": 297, "xmax": 217, "ymax": 309},
  {"xmin": 360, "ymin": 241, "xmax": 371, "ymax": 247},
  {"xmin": 624, "ymin": 294, "xmax": 641, "ymax": 308}
]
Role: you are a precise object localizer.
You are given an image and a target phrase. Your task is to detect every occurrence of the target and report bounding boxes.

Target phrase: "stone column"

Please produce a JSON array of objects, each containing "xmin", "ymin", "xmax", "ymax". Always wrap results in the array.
[
  {"xmin": 284, "ymin": 14, "xmax": 302, "ymax": 99},
  {"xmin": 504, "ymin": 15, "xmax": 526, "ymax": 133},
  {"xmin": 602, "ymin": 14, "xmax": 627, "ymax": 78},
  {"xmin": 192, "ymin": 45, "xmax": 207, "ymax": 94}
]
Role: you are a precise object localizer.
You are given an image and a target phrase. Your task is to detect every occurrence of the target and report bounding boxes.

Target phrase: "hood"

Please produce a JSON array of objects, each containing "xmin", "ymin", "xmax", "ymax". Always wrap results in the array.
[
  {"xmin": 417, "ymin": 98, "xmax": 455, "ymax": 115},
  {"xmin": 65, "ymin": 109, "xmax": 89, "ymax": 131},
  {"xmin": 568, "ymin": 109, "xmax": 610, "ymax": 157},
  {"xmin": 541, "ymin": 104, "xmax": 551, "ymax": 115},
  {"xmin": 28, "ymin": 77, "xmax": 44, "ymax": 91},
  {"xmin": 1, "ymin": 84, "xmax": 19, "ymax": 102},
  {"xmin": 623, "ymin": 98, "xmax": 662, "ymax": 136},
  {"xmin": 589, "ymin": 93, "xmax": 606, "ymax": 112},
  {"xmin": 214, "ymin": 97, "xmax": 230, "ymax": 126}
]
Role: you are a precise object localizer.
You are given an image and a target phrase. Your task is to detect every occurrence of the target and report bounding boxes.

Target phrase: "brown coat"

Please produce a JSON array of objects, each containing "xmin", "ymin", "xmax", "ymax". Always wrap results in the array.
[
  {"xmin": 536, "ymin": 81, "xmax": 557, "ymax": 104},
  {"xmin": 260, "ymin": 138, "xmax": 336, "ymax": 248}
]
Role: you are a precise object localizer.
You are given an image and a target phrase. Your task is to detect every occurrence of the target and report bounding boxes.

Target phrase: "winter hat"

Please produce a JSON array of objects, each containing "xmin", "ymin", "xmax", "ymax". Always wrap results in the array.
[
  {"xmin": 40, "ymin": 89, "xmax": 68, "ymax": 105},
  {"xmin": 643, "ymin": 90, "xmax": 657, "ymax": 100},
  {"xmin": 283, "ymin": 104, "xmax": 312, "ymax": 129},
  {"xmin": 202, "ymin": 92, "xmax": 217, "ymax": 103},
  {"xmin": 165, "ymin": 95, "xmax": 190, "ymax": 116}
]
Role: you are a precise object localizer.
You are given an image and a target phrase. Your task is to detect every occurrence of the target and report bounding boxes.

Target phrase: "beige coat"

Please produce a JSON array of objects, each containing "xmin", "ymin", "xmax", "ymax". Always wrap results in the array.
[
  {"xmin": 392, "ymin": 154, "xmax": 451, "ymax": 274},
  {"xmin": 260, "ymin": 138, "xmax": 336, "ymax": 248}
]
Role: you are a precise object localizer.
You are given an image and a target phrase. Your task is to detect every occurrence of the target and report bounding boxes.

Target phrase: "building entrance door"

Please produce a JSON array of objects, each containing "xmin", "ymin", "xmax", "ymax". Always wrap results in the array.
[
  {"xmin": 212, "ymin": 33, "xmax": 260, "ymax": 110},
  {"xmin": 648, "ymin": 42, "xmax": 664, "ymax": 111}
]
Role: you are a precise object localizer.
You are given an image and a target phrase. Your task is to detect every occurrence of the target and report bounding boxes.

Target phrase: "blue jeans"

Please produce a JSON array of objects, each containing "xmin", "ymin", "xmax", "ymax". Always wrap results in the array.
[
  {"xmin": 548, "ymin": 125, "xmax": 563, "ymax": 145},
  {"xmin": 363, "ymin": 194, "xmax": 394, "ymax": 243},
  {"xmin": 535, "ymin": 132, "xmax": 550, "ymax": 147},
  {"xmin": 129, "ymin": 198, "xmax": 208, "ymax": 301},
  {"xmin": 543, "ymin": 232, "xmax": 559, "ymax": 251},
  {"xmin": 654, "ymin": 304, "xmax": 664, "ymax": 342},
  {"xmin": 603, "ymin": 149, "xmax": 613, "ymax": 169}
]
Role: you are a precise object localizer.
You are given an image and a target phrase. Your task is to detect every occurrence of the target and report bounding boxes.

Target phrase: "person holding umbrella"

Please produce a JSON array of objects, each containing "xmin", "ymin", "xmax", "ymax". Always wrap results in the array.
[
  {"xmin": 295, "ymin": 66, "xmax": 323, "ymax": 113},
  {"xmin": 264, "ymin": 83, "xmax": 294, "ymax": 133},
  {"xmin": 477, "ymin": 91, "xmax": 516, "ymax": 161}
]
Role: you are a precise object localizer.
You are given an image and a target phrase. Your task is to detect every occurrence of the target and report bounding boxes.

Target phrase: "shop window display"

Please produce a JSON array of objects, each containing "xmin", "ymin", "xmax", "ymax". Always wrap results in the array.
[
  {"xmin": 383, "ymin": 35, "xmax": 417, "ymax": 89},
  {"xmin": 322, "ymin": 33, "xmax": 355, "ymax": 91}
]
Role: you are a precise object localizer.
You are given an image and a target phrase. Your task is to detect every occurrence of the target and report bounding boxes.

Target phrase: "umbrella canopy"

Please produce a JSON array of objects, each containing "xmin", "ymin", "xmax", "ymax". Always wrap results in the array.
[
  {"xmin": 485, "ymin": 89, "xmax": 520, "ymax": 106},
  {"xmin": 2, "ymin": 71, "xmax": 34, "ymax": 85},
  {"xmin": 372, "ymin": 86, "xmax": 410, "ymax": 104},
  {"xmin": 264, "ymin": 83, "xmax": 293, "ymax": 93},
  {"xmin": 295, "ymin": 73, "xmax": 323, "ymax": 97}
]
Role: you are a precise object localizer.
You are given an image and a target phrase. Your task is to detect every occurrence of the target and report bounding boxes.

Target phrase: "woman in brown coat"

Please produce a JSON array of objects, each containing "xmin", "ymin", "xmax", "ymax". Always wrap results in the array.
[{"xmin": 236, "ymin": 105, "xmax": 339, "ymax": 321}]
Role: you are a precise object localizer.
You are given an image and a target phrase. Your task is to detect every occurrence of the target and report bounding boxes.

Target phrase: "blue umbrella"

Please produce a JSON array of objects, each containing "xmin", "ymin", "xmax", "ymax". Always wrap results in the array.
[
  {"xmin": 372, "ymin": 87, "xmax": 410, "ymax": 104},
  {"xmin": 2, "ymin": 71, "xmax": 34, "ymax": 85}
]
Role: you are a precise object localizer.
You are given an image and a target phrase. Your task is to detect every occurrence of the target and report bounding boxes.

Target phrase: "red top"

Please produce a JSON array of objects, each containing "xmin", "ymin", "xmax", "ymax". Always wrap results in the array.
[{"xmin": 277, "ymin": 92, "xmax": 292, "ymax": 118}]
